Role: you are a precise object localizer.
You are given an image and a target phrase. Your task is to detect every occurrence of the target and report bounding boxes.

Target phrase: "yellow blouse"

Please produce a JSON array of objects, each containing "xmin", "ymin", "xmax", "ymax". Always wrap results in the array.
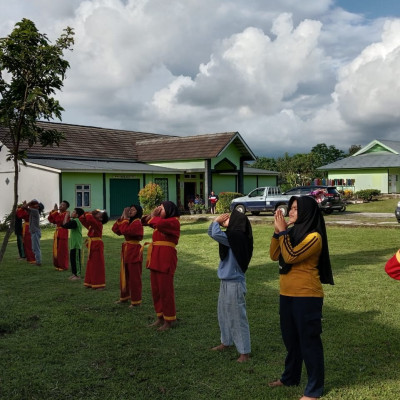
[{"xmin": 270, "ymin": 232, "xmax": 323, "ymax": 298}]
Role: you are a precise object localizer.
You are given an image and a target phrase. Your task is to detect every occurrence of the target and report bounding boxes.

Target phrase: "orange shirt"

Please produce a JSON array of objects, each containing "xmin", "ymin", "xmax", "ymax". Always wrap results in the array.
[{"xmin": 270, "ymin": 232, "xmax": 323, "ymax": 298}]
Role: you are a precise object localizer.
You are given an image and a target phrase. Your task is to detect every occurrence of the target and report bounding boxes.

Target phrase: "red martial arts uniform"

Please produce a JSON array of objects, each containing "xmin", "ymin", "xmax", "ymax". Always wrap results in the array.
[
  {"xmin": 144, "ymin": 216, "xmax": 180, "ymax": 322},
  {"xmin": 80, "ymin": 212, "xmax": 105, "ymax": 289},
  {"xmin": 112, "ymin": 218, "xmax": 144, "ymax": 305},
  {"xmin": 16, "ymin": 208, "xmax": 35, "ymax": 263},
  {"xmin": 48, "ymin": 210, "xmax": 69, "ymax": 270}
]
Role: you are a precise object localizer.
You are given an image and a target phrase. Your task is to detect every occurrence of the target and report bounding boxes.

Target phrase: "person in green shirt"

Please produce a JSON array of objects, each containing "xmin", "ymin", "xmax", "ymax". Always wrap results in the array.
[{"xmin": 62, "ymin": 207, "xmax": 84, "ymax": 280}]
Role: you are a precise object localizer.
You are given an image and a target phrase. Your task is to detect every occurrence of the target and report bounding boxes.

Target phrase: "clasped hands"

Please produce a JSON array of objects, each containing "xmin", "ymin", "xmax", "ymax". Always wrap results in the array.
[{"xmin": 274, "ymin": 209, "xmax": 289, "ymax": 234}]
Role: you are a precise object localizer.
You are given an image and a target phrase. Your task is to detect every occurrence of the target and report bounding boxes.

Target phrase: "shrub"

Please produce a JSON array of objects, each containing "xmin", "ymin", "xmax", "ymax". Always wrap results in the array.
[
  {"xmin": 138, "ymin": 182, "xmax": 164, "ymax": 214},
  {"xmin": 355, "ymin": 189, "xmax": 381, "ymax": 202},
  {"xmin": 0, "ymin": 212, "xmax": 12, "ymax": 232},
  {"xmin": 215, "ymin": 192, "xmax": 243, "ymax": 213},
  {"xmin": 341, "ymin": 189, "xmax": 354, "ymax": 200}
]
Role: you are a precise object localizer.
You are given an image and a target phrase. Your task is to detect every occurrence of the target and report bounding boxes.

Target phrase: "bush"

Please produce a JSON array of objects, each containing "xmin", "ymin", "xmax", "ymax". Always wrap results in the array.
[
  {"xmin": 138, "ymin": 182, "xmax": 164, "ymax": 214},
  {"xmin": 215, "ymin": 192, "xmax": 243, "ymax": 213},
  {"xmin": 341, "ymin": 189, "xmax": 354, "ymax": 200},
  {"xmin": 355, "ymin": 189, "xmax": 381, "ymax": 202},
  {"xmin": 0, "ymin": 212, "xmax": 11, "ymax": 232}
]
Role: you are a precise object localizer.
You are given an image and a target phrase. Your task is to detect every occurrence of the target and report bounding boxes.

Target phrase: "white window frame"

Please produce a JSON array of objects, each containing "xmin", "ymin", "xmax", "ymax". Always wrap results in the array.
[{"xmin": 75, "ymin": 184, "xmax": 91, "ymax": 208}]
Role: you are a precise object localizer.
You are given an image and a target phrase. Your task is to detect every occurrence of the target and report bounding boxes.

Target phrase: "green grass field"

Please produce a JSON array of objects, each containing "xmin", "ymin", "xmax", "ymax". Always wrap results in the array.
[{"xmin": 1, "ymin": 214, "xmax": 400, "ymax": 399}]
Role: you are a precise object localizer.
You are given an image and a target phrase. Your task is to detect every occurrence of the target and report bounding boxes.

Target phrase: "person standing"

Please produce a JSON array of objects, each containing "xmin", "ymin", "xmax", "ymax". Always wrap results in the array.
[
  {"xmin": 142, "ymin": 201, "xmax": 180, "ymax": 331},
  {"xmin": 112, "ymin": 205, "xmax": 144, "ymax": 307},
  {"xmin": 16, "ymin": 204, "xmax": 35, "ymax": 264},
  {"xmin": 14, "ymin": 208, "xmax": 26, "ymax": 260},
  {"xmin": 268, "ymin": 196, "xmax": 334, "ymax": 400},
  {"xmin": 208, "ymin": 210, "xmax": 253, "ymax": 363},
  {"xmin": 48, "ymin": 201, "xmax": 70, "ymax": 271},
  {"xmin": 209, "ymin": 191, "xmax": 218, "ymax": 214},
  {"xmin": 22, "ymin": 199, "xmax": 44, "ymax": 266},
  {"xmin": 62, "ymin": 207, "xmax": 84, "ymax": 280},
  {"xmin": 79, "ymin": 209, "xmax": 109, "ymax": 290}
]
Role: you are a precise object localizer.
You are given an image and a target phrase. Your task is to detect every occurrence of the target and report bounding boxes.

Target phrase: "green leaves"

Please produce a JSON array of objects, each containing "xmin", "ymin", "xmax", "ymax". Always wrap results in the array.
[{"xmin": 0, "ymin": 18, "xmax": 74, "ymax": 161}]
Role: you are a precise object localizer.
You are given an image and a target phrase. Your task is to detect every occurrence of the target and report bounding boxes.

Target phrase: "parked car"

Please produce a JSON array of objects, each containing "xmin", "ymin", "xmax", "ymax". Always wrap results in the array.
[
  {"xmin": 395, "ymin": 201, "xmax": 400, "ymax": 223},
  {"xmin": 230, "ymin": 187, "xmax": 291, "ymax": 216},
  {"xmin": 283, "ymin": 185, "xmax": 346, "ymax": 214}
]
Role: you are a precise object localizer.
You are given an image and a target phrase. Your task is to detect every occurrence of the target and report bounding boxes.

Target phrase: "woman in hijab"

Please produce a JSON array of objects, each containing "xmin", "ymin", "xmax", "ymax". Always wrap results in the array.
[
  {"xmin": 269, "ymin": 196, "xmax": 334, "ymax": 400},
  {"xmin": 208, "ymin": 209, "xmax": 253, "ymax": 362},
  {"xmin": 142, "ymin": 201, "xmax": 180, "ymax": 331},
  {"xmin": 112, "ymin": 204, "xmax": 144, "ymax": 307}
]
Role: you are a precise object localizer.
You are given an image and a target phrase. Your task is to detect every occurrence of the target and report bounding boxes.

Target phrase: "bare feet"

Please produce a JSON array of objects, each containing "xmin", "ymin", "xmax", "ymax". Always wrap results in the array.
[
  {"xmin": 149, "ymin": 318, "xmax": 164, "ymax": 327},
  {"xmin": 128, "ymin": 303, "xmax": 141, "ymax": 308},
  {"xmin": 268, "ymin": 379, "xmax": 284, "ymax": 388},
  {"xmin": 300, "ymin": 397, "xmax": 318, "ymax": 400},
  {"xmin": 114, "ymin": 299, "xmax": 127, "ymax": 304},
  {"xmin": 211, "ymin": 344, "xmax": 231, "ymax": 351},
  {"xmin": 157, "ymin": 321, "xmax": 172, "ymax": 331},
  {"xmin": 237, "ymin": 354, "xmax": 250, "ymax": 363}
]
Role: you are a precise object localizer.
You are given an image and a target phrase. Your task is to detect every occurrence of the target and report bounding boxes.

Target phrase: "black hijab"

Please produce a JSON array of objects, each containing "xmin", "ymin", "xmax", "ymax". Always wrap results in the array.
[
  {"xmin": 279, "ymin": 196, "xmax": 334, "ymax": 285},
  {"xmin": 219, "ymin": 209, "xmax": 253, "ymax": 273},
  {"xmin": 162, "ymin": 201, "xmax": 180, "ymax": 218},
  {"xmin": 129, "ymin": 204, "xmax": 143, "ymax": 223}
]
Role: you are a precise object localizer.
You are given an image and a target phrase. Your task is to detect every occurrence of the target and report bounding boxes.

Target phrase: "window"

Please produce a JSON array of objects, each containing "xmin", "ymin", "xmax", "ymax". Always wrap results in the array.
[
  {"xmin": 155, "ymin": 178, "xmax": 168, "ymax": 201},
  {"xmin": 249, "ymin": 188, "xmax": 265, "ymax": 197},
  {"xmin": 76, "ymin": 184, "xmax": 90, "ymax": 207}
]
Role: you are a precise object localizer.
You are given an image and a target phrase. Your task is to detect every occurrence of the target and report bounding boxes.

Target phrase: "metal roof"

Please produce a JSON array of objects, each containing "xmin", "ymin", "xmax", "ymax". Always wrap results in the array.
[
  {"xmin": 319, "ymin": 139, "xmax": 400, "ymax": 170},
  {"xmin": 26, "ymin": 158, "xmax": 178, "ymax": 174}
]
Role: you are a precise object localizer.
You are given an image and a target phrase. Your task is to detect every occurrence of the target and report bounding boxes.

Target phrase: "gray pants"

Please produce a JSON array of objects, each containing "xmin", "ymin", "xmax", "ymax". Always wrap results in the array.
[
  {"xmin": 31, "ymin": 231, "xmax": 41, "ymax": 264},
  {"xmin": 218, "ymin": 280, "xmax": 251, "ymax": 354}
]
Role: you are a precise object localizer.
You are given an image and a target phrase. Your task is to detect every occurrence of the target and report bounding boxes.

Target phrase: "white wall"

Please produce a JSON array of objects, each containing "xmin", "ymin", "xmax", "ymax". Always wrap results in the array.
[{"xmin": 0, "ymin": 143, "xmax": 60, "ymax": 220}]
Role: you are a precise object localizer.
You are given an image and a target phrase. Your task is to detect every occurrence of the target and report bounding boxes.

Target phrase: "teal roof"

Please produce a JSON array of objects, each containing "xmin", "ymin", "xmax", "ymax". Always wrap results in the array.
[{"xmin": 319, "ymin": 139, "xmax": 400, "ymax": 170}]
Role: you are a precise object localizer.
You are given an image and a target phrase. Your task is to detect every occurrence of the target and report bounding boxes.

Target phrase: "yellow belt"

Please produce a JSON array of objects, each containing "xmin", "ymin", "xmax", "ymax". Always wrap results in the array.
[
  {"xmin": 83, "ymin": 237, "xmax": 102, "ymax": 265},
  {"xmin": 120, "ymin": 240, "xmax": 141, "ymax": 291},
  {"xmin": 23, "ymin": 222, "xmax": 29, "ymax": 237},
  {"xmin": 144, "ymin": 240, "xmax": 176, "ymax": 269}
]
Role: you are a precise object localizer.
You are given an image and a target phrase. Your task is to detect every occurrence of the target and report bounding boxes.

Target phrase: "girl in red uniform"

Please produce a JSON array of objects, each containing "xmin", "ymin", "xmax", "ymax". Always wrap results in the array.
[
  {"xmin": 16, "ymin": 206, "xmax": 35, "ymax": 263},
  {"xmin": 142, "ymin": 201, "xmax": 180, "ymax": 331},
  {"xmin": 79, "ymin": 209, "xmax": 109, "ymax": 290},
  {"xmin": 48, "ymin": 201, "xmax": 70, "ymax": 271},
  {"xmin": 112, "ymin": 205, "xmax": 144, "ymax": 306}
]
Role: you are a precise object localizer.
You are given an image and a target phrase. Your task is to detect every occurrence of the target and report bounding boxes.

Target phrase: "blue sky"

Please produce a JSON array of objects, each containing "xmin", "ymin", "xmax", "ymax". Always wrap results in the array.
[
  {"xmin": 336, "ymin": 0, "xmax": 400, "ymax": 18},
  {"xmin": 1, "ymin": 0, "xmax": 400, "ymax": 156}
]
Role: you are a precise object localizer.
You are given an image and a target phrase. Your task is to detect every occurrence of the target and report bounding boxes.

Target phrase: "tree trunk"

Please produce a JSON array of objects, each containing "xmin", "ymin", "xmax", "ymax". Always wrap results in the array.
[{"xmin": 0, "ymin": 157, "xmax": 19, "ymax": 264}]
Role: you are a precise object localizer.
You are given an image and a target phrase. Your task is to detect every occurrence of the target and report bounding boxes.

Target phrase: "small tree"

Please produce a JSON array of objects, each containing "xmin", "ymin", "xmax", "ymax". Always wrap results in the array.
[
  {"xmin": 0, "ymin": 19, "xmax": 74, "ymax": 263},
  {"xmin": 138, "ymin": 182, "xmax": 164, "ymax": 214}
]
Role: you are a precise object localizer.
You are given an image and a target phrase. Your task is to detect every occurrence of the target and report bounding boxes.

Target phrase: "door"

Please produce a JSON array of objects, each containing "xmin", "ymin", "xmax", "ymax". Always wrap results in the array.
[
  {"xmin": 110, "ymin": 179, "xmax": 140, "ymax": 217},
  {"xmin": 184, "ymin": 182, "xmax": 196, "ymax": 210}
]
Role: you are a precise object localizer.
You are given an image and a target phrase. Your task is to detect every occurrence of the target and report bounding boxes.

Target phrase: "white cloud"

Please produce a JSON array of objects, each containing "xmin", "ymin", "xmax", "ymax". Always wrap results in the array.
[
  {"xmin": 1, "ymin": 0, "xmax": 400, "ymax": 156},
  {"xmin": 333, "ymin": 19, "xmax": 400, "ymax": 135}
]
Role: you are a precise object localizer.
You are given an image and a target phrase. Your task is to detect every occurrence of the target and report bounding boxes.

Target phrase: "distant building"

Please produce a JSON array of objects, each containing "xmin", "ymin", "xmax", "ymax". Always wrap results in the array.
[
  {"xmin": 318, "ymin": 139, "xmax": 400, "ymax": 194},
  {"xmin": 0, "ymin": 122, "xmax": 278, "ymax": 218}
]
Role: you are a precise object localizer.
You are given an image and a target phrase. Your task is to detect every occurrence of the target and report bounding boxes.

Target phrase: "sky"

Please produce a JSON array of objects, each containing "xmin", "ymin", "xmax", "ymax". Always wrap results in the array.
[{"xmin": 1, "ymin": 0, "xmax": 400, "ymax": 157}]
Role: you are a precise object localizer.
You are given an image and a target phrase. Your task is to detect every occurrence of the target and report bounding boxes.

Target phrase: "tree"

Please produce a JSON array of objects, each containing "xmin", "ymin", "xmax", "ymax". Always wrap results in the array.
[
  {"xmin": 348, "ymin": 144, "xmax": 361, "ymax": 156},
  {"xmin": 138, "ymin": 182, "xmax": 164, "ymax": 214},
  {"xmin": 251, "ymin": 156, "xmax": 278, "ymax": 171},
  {"xmin": 0, "ymin": 19, "xmax": 74, "ymax": 263},
  {"xmin": 311, "ymin": 143, "xmax": 345, "ymax": 167}
]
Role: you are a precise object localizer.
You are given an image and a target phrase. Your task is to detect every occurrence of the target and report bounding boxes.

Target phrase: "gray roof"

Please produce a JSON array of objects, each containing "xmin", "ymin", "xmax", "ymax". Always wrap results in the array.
[
  {"xmin": 319, "ymin": 139, "xmax": 400, "ymax": 170},
  {"xmin": 26, "ymin": 158, "xmax": 178, "ymax": 173},
  {"xmin": 243, "ymin": 167, "xmax": 279, "ymax": 175}
]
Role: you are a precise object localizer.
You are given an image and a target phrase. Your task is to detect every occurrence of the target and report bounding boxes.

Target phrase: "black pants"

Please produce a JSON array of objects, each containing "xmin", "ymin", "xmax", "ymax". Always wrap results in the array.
[
  {"xmin": 70, "ymin": 248, "xmax": 82, "ymax": 276},
  {"xmin": 279, "ymin": 295, "xmax": 324, "ymax": 398}
]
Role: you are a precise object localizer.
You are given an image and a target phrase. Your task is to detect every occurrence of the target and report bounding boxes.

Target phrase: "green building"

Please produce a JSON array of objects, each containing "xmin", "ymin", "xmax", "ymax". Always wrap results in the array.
[
  {"xmin": 1, "ymin": 121, "xmax": 278, "ymax": 217},
  {"xmin": 319, "ymin": 139, "xmax": 400, "ymax": 194}
]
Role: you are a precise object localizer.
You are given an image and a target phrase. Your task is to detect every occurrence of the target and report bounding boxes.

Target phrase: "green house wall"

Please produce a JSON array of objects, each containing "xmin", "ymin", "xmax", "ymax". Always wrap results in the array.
[
  {"xmin": 62, "ymin": 172, "xmax": 178, "ymax": 214},
  {"xmin": 327, "ymin": 168, "xmax": 400, "ymax": 194}
]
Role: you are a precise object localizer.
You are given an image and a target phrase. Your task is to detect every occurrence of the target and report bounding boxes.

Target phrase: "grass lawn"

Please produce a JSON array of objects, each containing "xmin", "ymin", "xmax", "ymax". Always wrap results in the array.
[{"xmin": 1, "ymin": 217, "xmax": 400, "ymax": 399}]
